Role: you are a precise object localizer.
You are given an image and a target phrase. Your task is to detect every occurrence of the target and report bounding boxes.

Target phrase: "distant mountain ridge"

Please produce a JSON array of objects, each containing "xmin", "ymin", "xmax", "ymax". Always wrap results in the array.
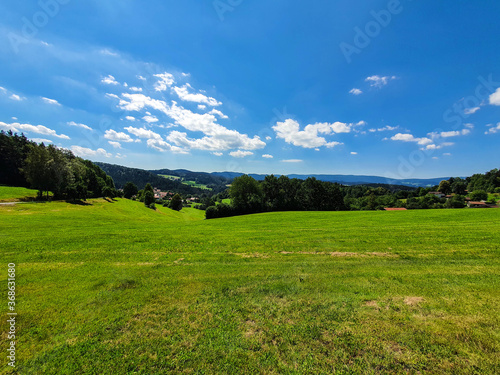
[{"xmin": 209, "ymin": 172, "xmax": 451, "ymax": 188}]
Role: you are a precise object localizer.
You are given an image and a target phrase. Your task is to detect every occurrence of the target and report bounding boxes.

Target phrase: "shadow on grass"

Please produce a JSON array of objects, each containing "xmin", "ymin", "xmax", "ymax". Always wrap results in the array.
[
  {"xmin": 66, "ymin": 200, "xmax": 93, "ymax": 206},
  {"xmin": 104, "ymin": 198, "xmax": 118, "ymax": 203}
]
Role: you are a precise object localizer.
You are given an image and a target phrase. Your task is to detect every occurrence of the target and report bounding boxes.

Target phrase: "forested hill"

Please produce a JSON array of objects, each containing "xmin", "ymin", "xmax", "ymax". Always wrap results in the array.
[{"xmin": 96, "ymin": 162, "xmax": 211, "ymax": 194}]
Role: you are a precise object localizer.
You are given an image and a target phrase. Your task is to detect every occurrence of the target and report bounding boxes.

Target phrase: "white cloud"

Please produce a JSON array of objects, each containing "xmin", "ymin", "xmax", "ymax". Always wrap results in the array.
[
  {"xmin": 173, "ymin": 84, "xmax": 222, "ymax": 106},
  {"xmin": 350, "ymin": 152, "xmax": 358, "ymax": 155},
  {"xmin": 390, "ymin": 133, "xmax": 432, "ymax": 145},
  {"xmin": 124, "ymin": 126, "xmax": 162, "ymax": 140},
  {"xmin": 9, "ymin": 94, "xmax": 24, "ymax": 101},
  {"xmin": 100, "ymin": 49, "xmax": 119, "ymax": 57},
  {"xmin": 0, "ymin": 86, "xmax": 6, "ymax": 93},
  {"xmin": 265, "ymin": 136, "xmax": 272, "ymax": 141},
  {"xmin": 154, "ymin": 73, "xmax": 175, "ymax": 91},
  {"xmin": 198, "ymin": 104, "xmax": 207, "ymax": 110},
  {"xmin": 70, "ymin": 146, "xmax": 112, "ymax": 158},
  {"xmin": 281, "ymin": 159, "xmax": 303, "ymax": 163},
  {"xmin": 30, "ymin": 138, "xmax": 53, "ymax": 144},
  {"xmin": 230, "ymin": 150, "xmax": 253, "ymax": 158},
  {"xmin": 212, "ymin": 152, "xmax": 223, "ymax": 156},
  {"xmin": 129, "ymin": 87, "xmax": 143, "ymax": 92},
  {"xmin": 273, "ymin": 119, "xmax": 348, "ymax": 149},
  {"xmin": 125, "ymin": 116, "xmax": 136, "ymax": 121},
  {"xmin": 101, "ymin": 75, "xmax": 120, "ymax": 85},
  {"xmin": 113, "ymin": 93, "xmax": 265, "ymax": 152},
  {"xmin": 41, "ymin": 97, "xmax": 61, "ymax": 106},
  {"xmin": 0, "ymin": 121, "xmax": 69, "ymax": 139},
  {"xmin": 489, "ymin": 88, "xmax": 500, "ymax": 106},
  {"xmin": 104, "ymin": 129, "xmax": 134, "ymax": 142},
  {"xmin": 209, "ymin": 109, "xmax": 228, "ymax": 119},
  {"xmin": 115, "ymin": 153, "xmax": 126, "ymax": 159},
  {"xmin": 422, "ymin": 142, "xmax": 454, "ymax": 150},
  {"xmin": 349, "ymin": 88, "xmax": 363, "ymax": 95},
  {"xmin": 365, "ymin": 75, "xmax": 397, "ymax": 88},
  {"xmin": 262, "ymin": 154, "xmax": 273, "ymax": 159},
  {"xmin": 485, "ymin": 123, "xmax": 500, "ymax": 135},
  {"xmin": 464, "ymin": 123, "xmax": 474, "ymax": 129},
  {"xmin": 108, "ymin": 141, "xmax": 122, "ymax": 149},
  {"xmin": 146, "ymin": 138, "xmax": 187, "ymax": 154},
  {"xmin": 464, "ymin": 107, "xmax": 480, "ymax": 115},
  {"xmin": 369, "ymin": 125, "xmax": 398, "ymax": 132},
  {"xmin": 443, "ymin": 153, "xmax": 452, "ymax": 156},
  {"xmin": 143, "ymin": 115, "xmax": 159, "ymax": 123},
  {"xmin": 67, "ymin": 121, "xmax": 92, "ymax": 131},
  {"xmin": 428, "ymin": 128, "xmax": 471, "ymax": 139},
  {"xmin": 137, "ymin": 75, "xmax": 146, "ymax": 81}
]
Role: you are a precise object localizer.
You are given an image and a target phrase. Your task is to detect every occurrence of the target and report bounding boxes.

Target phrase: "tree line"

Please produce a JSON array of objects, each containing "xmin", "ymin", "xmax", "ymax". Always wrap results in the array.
[
  {"xmin": 0, "ymin": 131, "xmax": 117, "ymax": 200},
  {"xmin": 205, "ymin": 169, "xmax": 500, "ymax": 219}
]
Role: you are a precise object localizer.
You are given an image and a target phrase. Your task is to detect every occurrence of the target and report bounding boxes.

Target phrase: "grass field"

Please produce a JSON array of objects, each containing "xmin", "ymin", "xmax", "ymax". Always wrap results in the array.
[
  {"xmin": 0, "ymin": 186, "xmax": 45, "ymax": 202},
  {"xmin": 1, "ymin": 199, "xmax": 499, "ymax": 374}
]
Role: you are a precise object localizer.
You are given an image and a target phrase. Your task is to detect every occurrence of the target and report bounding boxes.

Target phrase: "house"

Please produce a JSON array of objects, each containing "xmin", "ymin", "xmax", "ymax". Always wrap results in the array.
[
  {"xmin": 384, "ymin": 208, "xmax": 407, "ymax": 211},
  {"xmin": 467, "ymin": 201, "xmax": 487, "ymax": 208}
]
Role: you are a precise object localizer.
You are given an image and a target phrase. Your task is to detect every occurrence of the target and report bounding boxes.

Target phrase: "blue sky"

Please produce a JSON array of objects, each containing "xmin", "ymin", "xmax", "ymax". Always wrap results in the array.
[{"xmin": 0, "ymin": 0, "xmax": 499, "ymax": 179}]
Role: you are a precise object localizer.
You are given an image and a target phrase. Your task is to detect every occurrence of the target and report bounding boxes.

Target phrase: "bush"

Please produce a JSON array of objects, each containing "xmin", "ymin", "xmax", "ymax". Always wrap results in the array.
[
  {"xmin": 470, "ymin": 190, "xmax": 488, "ymax": 201},
  {"xmin": 495, "ymin": 187, "xmax": 500, "ymax": 194},
  {"xmin": 205, "ymin": 206, "xmax": 218, "ymax": 219}
]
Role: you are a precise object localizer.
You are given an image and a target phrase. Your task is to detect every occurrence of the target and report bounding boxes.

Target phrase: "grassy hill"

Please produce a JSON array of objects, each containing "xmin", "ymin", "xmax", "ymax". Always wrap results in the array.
[
  {"xmin": 1, "ymin": 199, "xmax": 499, "ymax": 374},
  {"xmin": 0, "ymin": 186, "xmax": 45, "ymax": 202}
]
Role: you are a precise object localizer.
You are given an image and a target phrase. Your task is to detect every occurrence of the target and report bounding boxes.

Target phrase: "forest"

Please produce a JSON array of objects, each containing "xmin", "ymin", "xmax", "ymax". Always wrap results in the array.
[{"xmin": 0, "ymin": 131, "xmax": 117, "ymax": 200}]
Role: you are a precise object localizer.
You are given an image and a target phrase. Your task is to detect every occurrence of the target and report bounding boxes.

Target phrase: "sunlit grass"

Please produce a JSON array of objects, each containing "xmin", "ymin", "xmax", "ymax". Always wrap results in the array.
[{"xmin": 0, "ymin": 199, "xmax": 499, "ymax": 374}]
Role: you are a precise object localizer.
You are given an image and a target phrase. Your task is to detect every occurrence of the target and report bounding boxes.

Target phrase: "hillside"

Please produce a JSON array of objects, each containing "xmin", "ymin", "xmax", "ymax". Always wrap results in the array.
[
  {"xmin": 1, "ymin": 198, "xmax": 499, "ymax": 374},
  {"xmin": 96, "ymin": 162, "xmax": 212, "ymax": 194}
]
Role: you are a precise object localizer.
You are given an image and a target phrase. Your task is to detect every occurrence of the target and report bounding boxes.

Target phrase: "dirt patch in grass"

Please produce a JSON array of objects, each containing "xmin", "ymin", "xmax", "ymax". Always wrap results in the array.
[
  {"xmin": 404, "ymin": 296, "xmax": 425, "ymax": 306},
  {"xmin": 364, "ymin": 300, "xmax": 379, "ymax": 307}
]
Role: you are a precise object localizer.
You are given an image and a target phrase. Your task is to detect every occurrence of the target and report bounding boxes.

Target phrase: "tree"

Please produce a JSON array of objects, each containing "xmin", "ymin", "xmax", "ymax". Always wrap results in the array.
[
  {"xmin": 169, "ymin": 193, "xmax": 183, "ymax": 211},
  {"xmin": 446, "ymin": 194, "xmax": 466, "ymax": 208},
  {"xmin": 21, "ymin": 144, "xmax": 52, "ymax": 199},
  {"xmin": 229, "ymin": 175, "xmax": 263, "ymax": 214},
  {"xmin": 123, "ymin": 182, "xmax": 138, "ymax": 199},
  {"xmin": 438, "ymin": 180, "xmax": 451, "ymax": 195},
  {"xmin": 451, "ymin": 178, "xmax": 467, "ymax": 195},
  {"xmin": 144, "ymin": 190, "xmax": 155, "ymax": 207},
  {"xmin": 470, "ymin": 190, "xmax": 488, "ymax": 201}
]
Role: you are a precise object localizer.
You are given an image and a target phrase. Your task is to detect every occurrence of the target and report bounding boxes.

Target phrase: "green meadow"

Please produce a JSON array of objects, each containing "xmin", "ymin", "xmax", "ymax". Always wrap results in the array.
[
  {"xmin": 0, "ymin": 196, "xmax": 499, "ymax": 374},
  {"xmin": 0, "ymin": 186, "xmax": 45, "ymax": 203}
]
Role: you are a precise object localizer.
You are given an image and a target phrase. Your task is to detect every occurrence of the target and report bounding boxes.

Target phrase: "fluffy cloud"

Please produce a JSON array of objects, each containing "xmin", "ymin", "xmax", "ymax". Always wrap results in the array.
[
  {"xmin": 67, "ymin": 121, "xmax": 92, "ymax": 131},
  {"xmin": 154, "ymin": 73, "xmax": 175, "ymax": 91},
  {"xmin": 390, "ymin": 133, "xmax": 432, "ymax": 145},
  {"xmin": 368, "ymin": 125, "xmax": 398, "ymax": 133},
  {"xmin": 124, "ymin": 126, "xmax": 162, "ymax": 140},
  {"xmin": 41, "ymin": 97, "xmax": 61, "ymax": 106},
  {"xmin": 489, "ymin": 88, "xmax": 500, "ymax": 106},
  {"xmin": 109, "ymin": 91, "xmax": 265, "ymax": 153},
  {"xmin": 70, "ymin": 146, "xmax": 111, "ymax": 158},
  {"xmin": 212, "ymin": 152, "xmax": 223, "ymax": 156},
  {"xmin": 101, "ymin": 75, "xmax": 120, "ymax": 85},
  {"xmin": 143, "ymin": 115, "xmax": 159, "ymax": 123},
  {"xmin": 129, "ymin": 87, "xmax": 143, "ymax": 92},
  {"xmin": 0, "ymin": 121, "xmax": 69, "ymax": 139},
  {"xmin": 349, "ymin": 88, "xmax": 363, "ymax": 95},
  {"xmin": 350, "ymin": 152, "xmax": 358, "ymax": 155},
  {"xmin": 282, "ymin": 159, "xmax": 303, "ymax": 163},
  {"xmin": 10, "ymin": 94, "xmax": 24, "ymax": 101},
  {"xmin": 273, "ymin": 119, "xmax": 347, "ymax": 149},
  {"xmin": 428, "ymin": 128, "xmax": 471, "ymax": 139},
  {"xmin": 104, "ymin": 129, "xmax": 134, "ymax": 142},
  {"xmin": 262, "ymin": 154, "xmax": 273, "ymax": 159},
  {"xmin": 125, "ymin": 116, "xmax": 136, "ymax": 121},
  {"xmin": 422, "ymin": 142, "xmax": 454, "ymax": 150},
  {"xmin": 464, "ymin": 107, "xmax": 480, "ymax": 115},
  {"xmin": 229, "ymin": 150, "xmax": 253, "ymax": 158},
  {"xmin": 485, "ymin": 123, "xmax": 500, "ymax": 135},
  {"xmin": 30, "ymin": 138, "xmax": 53, "ymax": 144},
  {"xmin": 365, "ymin": 75, "xmax": 397, "ymax": 88},
  {"xmin": 108, "ymin": 141, "xmax": 122, "ymax": 149},
  {"xmin": 173, "ymin": 84, "xmax": 222, "ymax": 106}
]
